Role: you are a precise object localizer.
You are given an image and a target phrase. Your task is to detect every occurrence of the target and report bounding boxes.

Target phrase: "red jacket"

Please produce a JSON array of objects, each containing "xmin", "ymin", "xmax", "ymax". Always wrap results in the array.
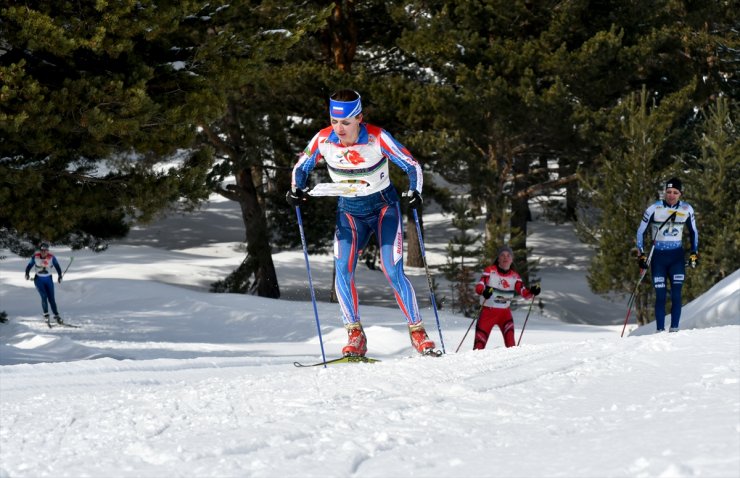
[{"xmin": 475, "ymin": 264, "xmax": 533, "ymax": 309}]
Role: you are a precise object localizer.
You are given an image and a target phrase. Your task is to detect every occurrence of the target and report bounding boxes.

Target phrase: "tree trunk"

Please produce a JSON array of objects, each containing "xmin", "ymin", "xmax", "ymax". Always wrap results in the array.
[
  {"xmin": 510, "ymin": 155, "xmax": 530, "ymax": 281},
  {"xmin": 325, "ymin": 0, "xmax": 358, "ymax": 73},
  {"xmin": 561, "ymin": 160, "xmax": 578, "ymax": 221},
  {"xmin": 235, "ymin": 168, "xmax": 280, "ymax": 298},
  {"xmin": 482, "ymin": 143, "xmax": 510, "ymax": 254}
]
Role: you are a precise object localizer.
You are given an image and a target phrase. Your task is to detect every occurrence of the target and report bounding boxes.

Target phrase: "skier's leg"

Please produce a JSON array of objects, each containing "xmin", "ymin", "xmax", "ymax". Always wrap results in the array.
[
  {"xmin": 651, "ymin": 253, "xmax": 668, "ymax": 331},
  {"xmin": 500, "ymin": 313, "xmax": 516, "ymax": 348},
  {"xmin": 46, "ymin": 282, "xmax": 59, "ymax": 316},
  {"xmin": 474, "ymin": 309, "xmax": 495, "ymax": 350},
  {"xmin": 334, "ymin": 211, "xmax": 370, "ymax": 326},
  {"xmin": 34, "ymin": 276, "xmax": 49, "ymax": 315},
  {"xmin": 667, "ymin": 252, "xmax": 685, "ymax": 330},
  {"xmin": 375, "ymin": 204, "xmax": 421, "ymax": 325}
]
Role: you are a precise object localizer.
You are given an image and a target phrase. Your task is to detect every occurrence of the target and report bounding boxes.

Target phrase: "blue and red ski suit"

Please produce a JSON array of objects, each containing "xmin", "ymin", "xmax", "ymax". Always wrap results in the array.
[
  {"xmin": 25, "ymin": 251, "xmax": 63, "ymax": 316},
  {"xmin": 292, "ymin": 122, "xmax": 423, "ymax": 326}
]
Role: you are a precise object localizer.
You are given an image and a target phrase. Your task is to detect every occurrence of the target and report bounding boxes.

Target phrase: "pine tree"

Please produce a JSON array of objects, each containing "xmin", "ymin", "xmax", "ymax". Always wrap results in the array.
[
  {"xmin": 197, "ymin": 0, "xmax": 335, "ymax": 298},
  {"xmin": 440, "ymin": 198, "xmax": 482, "ymax": 317},
  {"xmin": 682, "ymin": 97, "xmax": 740, "ymax": 299},
  {"xmin": 385, "ymin": 1, "xmax": 631, "ymax": 272},
  {"xmin": 380, "ymin": 0, "xmax": 738, "ymax": 281},
  {"xmin": 1, "ymin": 1, "xmax": 227, "ymax": 251}
]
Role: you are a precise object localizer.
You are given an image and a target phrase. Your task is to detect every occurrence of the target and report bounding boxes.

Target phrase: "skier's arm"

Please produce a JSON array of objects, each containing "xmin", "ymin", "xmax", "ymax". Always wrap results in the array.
[
  {"xmin": 292, "ymin": 132, "xmax": 323, "ymax": 190},
  {"xmin": 687, "ymin": 206, "xmax": 699, "ymax": 253},
  {"xmin": 475, "ymin": 268, "xmax": 492, "ymax": 295},
  {"xmin": 635, "ymin": 204, "xmax": 656, "ymax": 253},
  {"xmin": 52, "ymin": 256, "xmax": 63, "ymax": 277},
  {"xmin": 25, "ymin": 258, "xmax": 34, "ymax": 275},
  {"xmin": 378, "ymin": 129, "xmax": 423, "ymax": 193},
  {"xmin": 516, "ymin": 280, "xmax": 534, "ymax": 300},
  {"xmin": 475, "ymin": 279, "xmax": 486, "ymax": 296}
]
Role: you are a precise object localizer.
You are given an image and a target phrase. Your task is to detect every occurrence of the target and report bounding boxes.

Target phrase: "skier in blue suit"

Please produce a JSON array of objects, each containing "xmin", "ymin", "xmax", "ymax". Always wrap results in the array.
[
  {"xmin": 636, "ymin": 178, "xmax": 699, "ymax": 332},
  {"xmin": 287, "ymin": 89, "xmax": 435, "ymax": 357},
  {"xmin": 25, "ymin": 242, "xmax": 65, "ymax": 325}
]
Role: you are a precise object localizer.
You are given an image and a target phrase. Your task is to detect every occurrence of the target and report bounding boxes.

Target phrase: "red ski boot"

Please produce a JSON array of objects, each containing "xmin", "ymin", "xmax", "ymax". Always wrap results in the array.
[
  {"xmin": 409, "ymin": 323, "xmax": 436, "ymax": 354},
  {"xmin": 342, "ymin": 323, "xmax": 367, "ymax": 357}
]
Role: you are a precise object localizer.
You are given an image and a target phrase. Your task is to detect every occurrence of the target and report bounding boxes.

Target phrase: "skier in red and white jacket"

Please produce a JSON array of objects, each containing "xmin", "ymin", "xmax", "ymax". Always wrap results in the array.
[{"xmin": 473, "ymin": 245, "xmax": 540, "ymax": 349}]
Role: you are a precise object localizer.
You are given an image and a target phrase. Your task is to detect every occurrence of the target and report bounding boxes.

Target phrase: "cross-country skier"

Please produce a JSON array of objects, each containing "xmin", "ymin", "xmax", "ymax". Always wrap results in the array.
[
  {"xmin": 473, "ymin": 245, "xmax": 540, "ymax": 349},
  {"xmin": 636, "ymin": 177, "xmax": 699, "ymax": 333},
  {"xmin": 287, "ymin": 89, "xmax": 435, "ymax": 356},
  {"xmin": 24, "ymin": 242, "xmax": 65, "ymax": 325}
]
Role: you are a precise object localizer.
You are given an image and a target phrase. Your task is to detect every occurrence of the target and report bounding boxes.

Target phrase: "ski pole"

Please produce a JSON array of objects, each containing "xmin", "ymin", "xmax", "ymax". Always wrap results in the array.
[
  {"xmin": 620, "ymin": 262, "xmax": 651, "ymax": 337},
  {"xmin": 412, "ymin": 208, "xmax": 446, "ymax": 354},
  {"xmin": 517, "ymin": 295, "xmax": 536, "ymax": 346},
  {"xmin": 295, "ymin": 205, "xmax": 327, "ymax": 367},
  {"xmin": 455, "ymin": 303, "xmax": 484, "ymax": 353},
  {"xmin": 61, "ymin": 256, "xmax": 74, "ymax": 279},
  {"xmin": 620, "ymin": 211, "xmax": 677, "ymax": 337}
]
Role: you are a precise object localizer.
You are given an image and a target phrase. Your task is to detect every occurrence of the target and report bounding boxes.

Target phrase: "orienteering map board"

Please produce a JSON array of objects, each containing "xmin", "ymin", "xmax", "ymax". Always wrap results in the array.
[{"xmin": 308, "ymin": 182, "xmax": 369, "ymax": 197}]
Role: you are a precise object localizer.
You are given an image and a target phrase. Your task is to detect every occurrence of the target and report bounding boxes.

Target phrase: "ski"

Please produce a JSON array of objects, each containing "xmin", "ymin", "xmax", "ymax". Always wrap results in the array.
[
  {"xmin": 45, "ymin": 319, "xmax": 80, "ymax": 328},
  {"xmin": 423, "ymin": 349, "xmax": 444, "ymax": 357},
  {"xmin": 294, "ymin": 355, "xmax": 381, "ymax": 367}
]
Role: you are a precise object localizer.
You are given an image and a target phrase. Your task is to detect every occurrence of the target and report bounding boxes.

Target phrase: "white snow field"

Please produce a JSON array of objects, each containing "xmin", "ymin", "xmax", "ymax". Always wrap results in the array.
[{"xmin": 1, "ymin": 195, "xmax": 738, "ymax": 478}]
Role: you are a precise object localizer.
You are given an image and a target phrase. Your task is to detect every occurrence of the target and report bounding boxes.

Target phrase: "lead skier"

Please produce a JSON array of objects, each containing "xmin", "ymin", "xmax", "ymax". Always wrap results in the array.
[{"xmin": 287, "ymin": 89, "xmax": 435, "ymax": 356}]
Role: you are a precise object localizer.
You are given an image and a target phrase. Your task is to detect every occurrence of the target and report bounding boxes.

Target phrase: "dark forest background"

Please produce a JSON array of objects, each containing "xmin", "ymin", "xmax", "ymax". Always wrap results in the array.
[{"xmin": 2, "ymin": 1, "xmax": 737, "ymax": 324}]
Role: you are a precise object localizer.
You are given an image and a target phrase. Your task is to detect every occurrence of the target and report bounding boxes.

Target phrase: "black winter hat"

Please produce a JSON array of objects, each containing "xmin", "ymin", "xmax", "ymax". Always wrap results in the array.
[
  {"xmin": 665, "ymin": 177, "xmax": 682, "ymax": 192},
  {"xmin": 497, "ymin": 245, "xmax": 514, "ymax": 257}
]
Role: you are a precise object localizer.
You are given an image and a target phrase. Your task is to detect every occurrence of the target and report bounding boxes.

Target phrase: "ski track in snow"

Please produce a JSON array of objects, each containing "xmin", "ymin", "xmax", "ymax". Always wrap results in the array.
[{"xmin": 1, "ymin": 328, "xmax": 738, "ymax": 478}]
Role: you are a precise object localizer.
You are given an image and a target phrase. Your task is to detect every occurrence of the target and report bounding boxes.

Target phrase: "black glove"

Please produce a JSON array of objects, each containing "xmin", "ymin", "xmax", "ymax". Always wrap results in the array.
[
  {"xmin": 529, "ymin": 284, "xmax": 541, "ymax": 296},
  {"xmin": 482, "ymin": 287, "xmax": 494, "ymax": 299},
  {"xmin": 286, "ymin": 187, "xmax": 308, "ymax": 207},
  {"xmin": 637, "ymin": 253, "xmax": 648, "ymax": 269},
  {"xmin": 58, "ymin": 276, "xmax": 62, "ymax": 284},
  {"xmin": 407, "ymin": 190, "xmax": 423, "ymax": 210},
  {"xmin": 688, "ymin": 252, "xmax": 699, "ymax": 269},
  {"xmin": 25, "ymin": 272, "xmax": 30, "ymax": 280}
]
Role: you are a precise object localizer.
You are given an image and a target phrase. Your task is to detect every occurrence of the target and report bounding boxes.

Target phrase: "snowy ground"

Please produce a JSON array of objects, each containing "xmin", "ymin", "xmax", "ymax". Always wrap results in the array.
[{"xmin": 1, "ymin": 195, "xmax": 739, "ymax": 478}]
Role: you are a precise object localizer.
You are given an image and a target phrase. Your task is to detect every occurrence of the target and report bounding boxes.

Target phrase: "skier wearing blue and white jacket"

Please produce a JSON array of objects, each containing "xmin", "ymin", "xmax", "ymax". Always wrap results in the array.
[
  {"xmin": 635, "ymin": 178, "xmax": 699, "ymax": 332},
  {"xmin": 24, "ymin": 242, "xmax": 65, "ymax": 324},
  {"xmin": 287, "ymin": 89, "xmax": 435, "ymax": 357}
]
